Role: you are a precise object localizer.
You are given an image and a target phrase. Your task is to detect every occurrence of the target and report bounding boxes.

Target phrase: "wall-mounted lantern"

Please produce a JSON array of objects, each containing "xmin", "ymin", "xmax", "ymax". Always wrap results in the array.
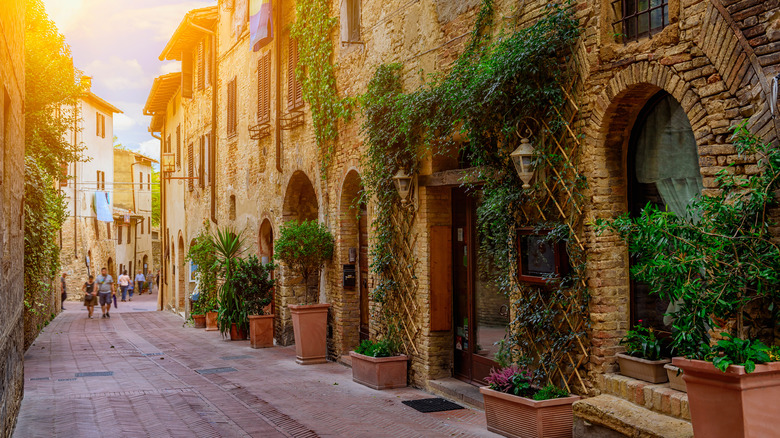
[
  {"xmin": 161, "ymin": 152, "xmax": 198, "ymax": 182},
  {"xmin": 392, "ymin": 168, "xmax": 413, "ymax": 203},
  {"xmin": 510, "ymin": 137, "xmax": 535, "ymax": 189}
]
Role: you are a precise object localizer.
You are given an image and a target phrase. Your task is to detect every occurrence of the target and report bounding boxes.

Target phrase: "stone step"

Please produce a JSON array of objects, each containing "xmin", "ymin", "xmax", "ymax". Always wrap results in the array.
[
  {"xmin": 427, "ymin": 377, "xmax": 485, "ymax": 410},
  {"xmin": 573, "ymin": 394, "xmax": 693, "ymax": 438},
  {"xmin": 599, "ymin": 373, "xmax": 690, "ymax": 420}
]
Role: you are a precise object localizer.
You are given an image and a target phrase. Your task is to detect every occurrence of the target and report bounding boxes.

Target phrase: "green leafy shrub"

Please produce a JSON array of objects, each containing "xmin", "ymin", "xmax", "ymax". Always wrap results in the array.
[
  {"xmin": 274, "ymin": 220, "xmax": 334, "ymax": 305},
  {"xmin": 231, "ymin": 255, "xmax": 275, "ymax": 316},
  {"xmin": 213, "ymin": 227, "xmax": 247, "ymax": 336},
  {"xmin": 354, "ymin": 339, "xmax": 398, "ymax": 358},
  {"xmin": 485, "ymin": 366, "xmax": 570, "ymax": 400},
  {"xmin": 709, "ymin": 334, "xmax": 771, "ymax": 373},
  {"xmin": 620, "ymin": 326, "xmax": 669, "ymax": 361},
  {"xmin": 187, "ymin": 222, "xmax": 220, "ymax": 315},
  {"xmin": 532, "ymin": 384, "xmax": 571, "ymax": 401}
]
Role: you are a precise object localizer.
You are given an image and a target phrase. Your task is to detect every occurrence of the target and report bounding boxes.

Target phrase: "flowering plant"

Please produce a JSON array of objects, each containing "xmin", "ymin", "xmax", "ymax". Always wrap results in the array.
[{"xmin": 485, "ymin": 366, "xmax": 569, "ymax": 400}]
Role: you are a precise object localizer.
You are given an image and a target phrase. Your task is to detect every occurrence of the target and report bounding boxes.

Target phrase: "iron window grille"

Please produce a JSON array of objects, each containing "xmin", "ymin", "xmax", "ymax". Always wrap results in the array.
[{"xmin": 612, "ymin": 0, "xmax": 669, "ymax": 43}]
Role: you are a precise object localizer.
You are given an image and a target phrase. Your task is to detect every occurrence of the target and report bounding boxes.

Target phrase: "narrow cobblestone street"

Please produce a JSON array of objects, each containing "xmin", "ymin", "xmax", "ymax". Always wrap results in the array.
[{"xmin": 15, "ymin": 292, "xmax": 493, "ymax": 437}]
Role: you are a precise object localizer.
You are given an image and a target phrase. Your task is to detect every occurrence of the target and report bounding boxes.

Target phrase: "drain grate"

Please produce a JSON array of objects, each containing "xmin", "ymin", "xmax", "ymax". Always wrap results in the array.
[
  {"xmin": 58, "ymin": 378, "xmax": 77, "ymax": 382},
  {"xmin": 76, "ymin": 371, "xmax": 114, "ymax": 377},
  {"xmin": 195, "ymin": 367, "xmax": 237, "ymax": 375},
  {"xmin": 220, "ymin": 355, "xmax": 252, "ymax": 360},
  {"xmin": 401, "ymin": 398, "xmax": 464, "ymax": 413},
  {"xmin": 143, "ymin": 352, "xmax": 164, "ymax": 357},
  {"xmin": 30, "ymin": 377, "xmax": 49, "ymax": 381}
]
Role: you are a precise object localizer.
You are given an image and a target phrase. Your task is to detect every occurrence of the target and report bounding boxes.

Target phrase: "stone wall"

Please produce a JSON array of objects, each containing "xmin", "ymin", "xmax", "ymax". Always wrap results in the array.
[{"xmin": 0, "ymin": 0, "xmax": 25, "ymax": 435}]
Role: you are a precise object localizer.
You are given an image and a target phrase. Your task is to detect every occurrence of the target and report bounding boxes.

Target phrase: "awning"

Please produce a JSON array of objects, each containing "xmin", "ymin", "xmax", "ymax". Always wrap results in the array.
[
  {"xmin": 159, "ymin": 6, "xmax": 218, "ymax": 61},
  {"xmin": 143, "ymin": 73, "xmax": 181, "ymax": 116}
]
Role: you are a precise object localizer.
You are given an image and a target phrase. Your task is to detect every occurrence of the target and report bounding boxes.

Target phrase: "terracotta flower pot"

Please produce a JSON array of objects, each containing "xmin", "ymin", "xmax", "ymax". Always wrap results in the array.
[
  {"xmin": 229, "ymin": 323, "xmax": 247, "ymax": 340},
  {"xmin": 674, "ymin": 357, "xmax": 780, "ymax": 438},
  {"xmin": 192, "ymin": 314, "xmax": 206, "ymax": 329},
  {"xmin": 205, "ymin": 311, "xmax": 219, "ymax": 331},
  {"xmin": 480, "ymin": 386, "xmax": 580, "ymax": 438},
  {"xmin": 349, "ymin": 351, "xmax": 408, "ymax": 390},
  {"xmin": 616, "ymin": 353, "xmax": 670, "ymax": 383},
  {"xmin": 289, "ymin": 303, "xmax": 330, "ymax": 365},
  {"xmin": 664, "ymin": 363, "xmax": 686, "ymax": 392},
  {"xmin": 249, "ymin": 314, "xmax": 274, "ymax": 348}
]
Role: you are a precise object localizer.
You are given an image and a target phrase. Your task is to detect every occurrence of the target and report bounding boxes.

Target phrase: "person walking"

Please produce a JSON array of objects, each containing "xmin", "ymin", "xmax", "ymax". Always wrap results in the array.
[
  {"xmin": 135, "ymin": 270, "xmax": 146, "ymax": 295},
  {"xmin": 126, "ymin": 280, "xmax": 134, "ymax": 301},
  {"xmin": 96, "ymin": 267, "xmax": 116, "ymax": 319},
  {"xmin": 60, "ymin": 273, "xmax": 68, "ymax": 310},
  {"xmin": 82, "ymin": 275, "xmax": 97, "ymax": 319},
  {"xmin": 118, "ymin": 270, "xmax": 131, "ymax": 302}
]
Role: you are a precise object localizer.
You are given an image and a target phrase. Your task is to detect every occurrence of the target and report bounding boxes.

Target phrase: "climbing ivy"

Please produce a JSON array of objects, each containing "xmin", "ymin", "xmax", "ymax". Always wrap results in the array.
[
  {"xmin": 361, "ymin": 1, "xmax": 587, "ymax": 387},
  {"xmin": 291, "ymin": 0, "xmax": 354, "ymax": 174}
]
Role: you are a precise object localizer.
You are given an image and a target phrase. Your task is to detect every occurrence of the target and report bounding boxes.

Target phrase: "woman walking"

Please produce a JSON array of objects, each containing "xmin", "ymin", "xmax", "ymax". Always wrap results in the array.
[
  {"xmin": 83, "ymin": 275, "xmax": 97, "ymax": 319},
  {"xmin": 118, "ymin": 270, "xmax": 131, "ymax": 302}
]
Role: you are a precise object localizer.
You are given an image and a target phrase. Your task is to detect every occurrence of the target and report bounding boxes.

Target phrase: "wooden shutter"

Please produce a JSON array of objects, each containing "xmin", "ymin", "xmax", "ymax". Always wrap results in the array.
[
  {"xmin": 101, "ymin": 114, "xmax": 105, "ymax": 138},
  {"xmin": 227, "ymin": 78, "xmax": 237, "ymax": 136},
  {"xmin": 187, "ymin": 143, "xmax": 194, "ymax": 191},
  {"xmin": 118, "ymin": 223, "xmax": 122, "ymax": 244},
  {"xmin": 197, "ymin": 41, "xmax": 205, "ymax": 91},
  {"xmin": 127, "ymin": 225, "xmax": 130, "ymax": 243},
  {"xmin": 199, "ymin": 136, "xmax": 205, "ymax": 188},
  {"xmin": 96, "ymin": 112, "xmax": 100, "ymax": 136},
  {"xmin": 430, "ymin": 225, "xmax": 453, "ymax": 331},
  {"xmin": 257, "ymin": 52, "xmax": 270, "ymax": 123},
  {"xmin": 176, "ymin": 125, "xmax": 181, "ymax": 168},
  {"xmin": 287, "ymin": 38, "xmax": 303, "ymax": 110},
  {"xmin": 165, "ymin": 135, "xmax": 171, "ymax": 153},
  {"xmin": 182, "ymin": 52, "xmax": 193, "ymax": 98}
]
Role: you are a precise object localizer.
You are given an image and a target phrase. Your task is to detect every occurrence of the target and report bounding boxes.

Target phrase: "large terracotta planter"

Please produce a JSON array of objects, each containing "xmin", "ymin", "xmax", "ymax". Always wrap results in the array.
[
  {"xmin": 616, "ymin": 353, "xmax": 670, "ymax": 383},
  {"xmin": 664, "ymin": 363, "xmax": 686, "ymax": 392},
  {"xmin": 229, "ymin": 323, "xmax": 248, "ymax": 340},
  {"xmin": 289, "ymin": 303, "xmax": 330, "ymax": 365},
  {"xmin": 205, "ymin": 311, "xmax": 219, "ymax": 331},
  {"xmin": 249, "ymin": 314, "xmax": 274, "ymax": 348},
  {"xmin": 349, "ymin": 351, "xmax": 408, "ymax": 390},
  {"xmin": 192, "ymin": 314, "xmax": 206, "ymax": 329},
  {"xmin": 480, "ymin": 386, "xmax": 579, "ymax": 438},
  {"xmin": 674, "ymin": 357, "xmax": 780, "ymax": 438}
]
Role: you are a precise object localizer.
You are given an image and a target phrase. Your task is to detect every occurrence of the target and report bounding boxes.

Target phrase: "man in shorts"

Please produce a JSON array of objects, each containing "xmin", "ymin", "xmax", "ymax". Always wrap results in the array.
[{"xmin": 96, "ymin": 267, "xmax": 116, "ymax": 319}]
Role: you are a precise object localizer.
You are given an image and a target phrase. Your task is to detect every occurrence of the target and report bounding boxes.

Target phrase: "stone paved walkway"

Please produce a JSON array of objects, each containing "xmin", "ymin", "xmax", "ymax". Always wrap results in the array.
[{"xmin": 15, "ymin": 292, "xmax": 494, "ymax": 437}]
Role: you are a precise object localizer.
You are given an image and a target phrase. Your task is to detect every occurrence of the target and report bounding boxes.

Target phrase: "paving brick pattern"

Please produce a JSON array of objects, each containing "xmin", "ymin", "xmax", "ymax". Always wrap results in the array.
[{"xmin": 15, "ymin": 294, "xmax": 494, "ymax": 437}]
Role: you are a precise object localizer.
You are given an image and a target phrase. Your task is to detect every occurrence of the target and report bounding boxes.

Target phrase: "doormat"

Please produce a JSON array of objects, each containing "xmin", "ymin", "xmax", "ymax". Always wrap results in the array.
[
  {"xmin": 76, "ymin": 371, "xmax": 113, "ymax": 377},
  {"xmin": 402, "ymin": 398, "xmax": 464, "ymax": 413},
  {"xmin": 195, "ymin": 367, "xmax": 237, "ymax": 375}
]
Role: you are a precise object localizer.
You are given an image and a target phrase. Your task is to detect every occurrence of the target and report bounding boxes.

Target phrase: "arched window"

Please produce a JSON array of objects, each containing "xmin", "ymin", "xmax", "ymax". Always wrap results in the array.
[{"xmin": 628, "ymin": 92, "xmax": 702, "ymax": 331}]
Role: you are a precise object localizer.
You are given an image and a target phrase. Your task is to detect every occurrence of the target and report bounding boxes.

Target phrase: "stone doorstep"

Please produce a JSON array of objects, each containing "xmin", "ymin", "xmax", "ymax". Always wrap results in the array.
[
  {"xmin": 427, "ymin": 378, "xmax": 485, "ymax": 411},
  {"xmin": 573, "ymin": 394, "xmax": 693, "ymax": 438},
  {"xmin": 600, "ymin": 373, "xmax": 690, "ymax": 420}
]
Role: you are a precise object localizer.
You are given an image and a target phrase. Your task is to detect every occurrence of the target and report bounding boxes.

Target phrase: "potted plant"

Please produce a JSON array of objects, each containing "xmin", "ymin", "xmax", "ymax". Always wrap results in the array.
[
  {"xmin": 213, "ymin": 227, "xmax": 248, "ymax": 340},
  {"xmin": 349, "ymin": 334, "xmax": 408, "ymax": 390},
  {"xmin": 189, "ymin": 290, "xmax": 206, "ymax": 328},
  {"xmin": 275, "ymin": 220, "xmax": 334, "ymax": 364},
  {"xmin": 187, "ymin": 222, "xmax": 220, "ymax": 331},
  {"xmin": 233, "ymin": 255, "xmax": 276, "ymax": 348},
  {"xmin": 617, "ymin": 325, "xmax": 670, "ymax": 383},
  {"xmin": 479, "ymin": 365, "xmax": 579, "ymax": 438},
  {"xmin": 597, "ymin": 124, "xmax": 780, "ymax": 437}
]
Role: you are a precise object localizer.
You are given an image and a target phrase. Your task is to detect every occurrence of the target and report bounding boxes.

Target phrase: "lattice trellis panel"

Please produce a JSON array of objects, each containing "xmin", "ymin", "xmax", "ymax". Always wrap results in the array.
[{"xmin": 514, "ymin": 56, "xmax": 591, "ymax": 395}]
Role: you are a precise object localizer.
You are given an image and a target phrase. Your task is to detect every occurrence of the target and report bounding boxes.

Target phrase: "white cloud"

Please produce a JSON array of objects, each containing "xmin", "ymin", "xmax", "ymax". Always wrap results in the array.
[
  {"xmin": 84, "ymin": 57, "xmax": 147, "ymax": 91},
  {"xmin": 136, "ymin": 139, "xmax": 161, "ymax": 162},
  {"xmin": 160, "ymin": 61, "xmax": 182, "ymax": 75},
  {"xmin": 113, "ymin": 113, "xmax": 137, "ymax": 131}
]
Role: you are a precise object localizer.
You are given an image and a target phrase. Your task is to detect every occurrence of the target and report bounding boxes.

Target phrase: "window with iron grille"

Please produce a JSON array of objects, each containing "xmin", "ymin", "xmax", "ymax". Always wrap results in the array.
[
  {"xmin": 227, "ymin": 78, "xmax": 238, "ymax": 136},
  {"xmin": 257, "ymin": 52, "xmax": 271, "ymax": 124},
  {"xmin": 614, "ymin": 0, "xmax": 669, "ymax": 42},
  {"xmin": 187, "ymin": 142, "xmax": 194, "ymax": 191},
  {"xmin": 287, "ymin": 38, "xmax": 304, "ymax": 110}
]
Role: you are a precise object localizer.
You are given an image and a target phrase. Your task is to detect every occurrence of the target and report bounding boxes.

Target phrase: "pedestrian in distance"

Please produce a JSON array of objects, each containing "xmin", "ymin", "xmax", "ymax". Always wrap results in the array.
[
  {"xmin": 96, "ymin": 267, "xmax": 116, "ymax": 319},
  {"xmin": 127, "ymin": 280, "xmax": 134, "ymax": 300},
  {"xmin": 60, "ymin": 272, "xmax": 68, "ymax": 310},
  {"xmin": 118, "ymin": 270, "xmax": 131, "ymax": 302},
  {"xmin": 83, "ymin": 275, "xmax": 97, "ymax": 319},
  {"xmin": 135, "ymin": 270, "xmax": 146, "ymax": 295}
]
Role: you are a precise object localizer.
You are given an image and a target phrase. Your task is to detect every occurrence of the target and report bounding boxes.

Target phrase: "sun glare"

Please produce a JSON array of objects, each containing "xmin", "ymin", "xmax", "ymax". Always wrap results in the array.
[{"xmin": 42, "ymin": 0, "xmax": 84, "ymax": 31}]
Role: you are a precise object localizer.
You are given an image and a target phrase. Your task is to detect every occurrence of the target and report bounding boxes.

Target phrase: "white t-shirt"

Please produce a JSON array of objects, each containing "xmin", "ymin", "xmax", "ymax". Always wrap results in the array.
[{"xmin": 118, "ymin": 274, "xmax": 130, "ymax": 287}]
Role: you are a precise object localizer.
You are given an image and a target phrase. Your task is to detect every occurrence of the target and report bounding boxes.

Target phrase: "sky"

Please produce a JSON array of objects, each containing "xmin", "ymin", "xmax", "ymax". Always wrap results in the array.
[{"xmin": 43, "ymin": 0, "xmax": 216, "ymax": 162}]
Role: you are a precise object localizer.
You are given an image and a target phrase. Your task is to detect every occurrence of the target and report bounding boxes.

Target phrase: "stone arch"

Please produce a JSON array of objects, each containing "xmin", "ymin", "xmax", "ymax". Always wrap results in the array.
[
  {"xmin": 142, "ymin": 255, "xmax": 148, "ymax": 276},
  {"xmin": 258, "ymin": 218, "xmax": 274, "ymax": 264},
  {"xmin": 107, "ymin": 257, "xmax": 115, "ymax": 278},
  {"xmin": 336, "ymin": 169, "xmax": 368, "ymax": 354},
  {"xmin": 282, "ymin": 170, "xmax": 319, "ymax": 223}
]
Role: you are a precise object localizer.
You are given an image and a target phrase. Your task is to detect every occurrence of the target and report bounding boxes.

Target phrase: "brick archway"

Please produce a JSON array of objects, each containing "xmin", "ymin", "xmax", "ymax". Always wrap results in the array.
[{"xmin": 282, "ymin": 170, "xmax": 319, "ymax": 224}]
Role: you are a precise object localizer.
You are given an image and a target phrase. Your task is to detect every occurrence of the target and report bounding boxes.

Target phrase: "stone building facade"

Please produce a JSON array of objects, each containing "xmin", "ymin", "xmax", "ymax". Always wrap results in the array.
[
  {"xmin": 0, "ymin": 1, "xmax": 25, "ymax": 435},
  {"xmin": 149, "ymin": 0, "xmax": 780, "ymax": 432},
  {"xmin": 59, "ymin": 81, "xmax": 122, "ymax": 298}
]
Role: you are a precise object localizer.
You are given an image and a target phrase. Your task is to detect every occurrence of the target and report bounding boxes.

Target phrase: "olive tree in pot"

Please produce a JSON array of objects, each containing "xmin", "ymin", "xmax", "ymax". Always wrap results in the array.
[
  {"xmin": 350, "ymin": 326, "xmax": 408, "ymax": 390},
  {"xmin": 275, "ymin": 220, "xmax": 334, "ymax": 364},
  {"xmin": 232, "ymin": 255, "xmax": 276, "ymax": 348},
  {"xmin": 598, "ymin": 123, "xmax": 780, "ymax": 438},
  {"xmin": 186, "ymin": 222, "xmax": 220, "ymax": 330},
  {"xmin": 213, "ymin": 227, "xmax": 248, "ymax": 340}
]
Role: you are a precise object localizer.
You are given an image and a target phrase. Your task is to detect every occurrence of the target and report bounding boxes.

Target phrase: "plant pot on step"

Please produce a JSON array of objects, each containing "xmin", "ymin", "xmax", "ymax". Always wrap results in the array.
[
  {"xmin": 349, "ymin": 352, "xmax": 408, "ymax": 390},
  {"xmin": 673, "ymin": 357, "xmax": 780, "ymax": 438},
  {"xmin": 664, "ymin": 363, "xmax": 686, "ymax": 392},
  {"xmin": 248, "ymin": 314, "xmax": 274, "ymax": 348},
  {"xmin": 480, "ymin": 386, "xmax": 580, "ymax": 438},
  {"xmin": 616, "ymin": 353, "xmax": 670, "ymax": 383},
  {"xmin": 289, "ymin": 303, "xmax": 330, "ymax": 365},
  {"xmin": 205, "ymin": 311, "xmax": 219, "ymax": 331},
  {"xmin": 229, "ymin": 323, "xmax": 247, "ymax": 340},
  {"xmin": 192, "ymin": 314, "xmax": 206, "ymax": 329}
]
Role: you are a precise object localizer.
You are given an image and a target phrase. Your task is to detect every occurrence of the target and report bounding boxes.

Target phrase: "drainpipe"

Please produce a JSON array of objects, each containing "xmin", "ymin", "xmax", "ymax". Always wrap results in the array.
[
  {"xmin": 275, "ymin": 0, "xmax": 282, "ymax": 173},
  {"xmin": 130, "ymin": 160, "xmax": 139, "ymax": 280},
  {"xmin": 211, "ymin": 28, "xmax": 218, "ymax": 224}
]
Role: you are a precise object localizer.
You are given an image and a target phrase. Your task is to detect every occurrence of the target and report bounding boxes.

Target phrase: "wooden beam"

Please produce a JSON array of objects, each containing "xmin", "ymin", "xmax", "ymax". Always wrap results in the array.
[{"xmin": 418, "ymin": 167, "xmax": 483, "ymax": 187}]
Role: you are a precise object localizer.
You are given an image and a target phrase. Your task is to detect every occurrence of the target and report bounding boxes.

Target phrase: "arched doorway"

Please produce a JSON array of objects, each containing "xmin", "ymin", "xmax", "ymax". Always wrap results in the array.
[
  {"xmin": 142, "ymin": 255, "xmax": 148, "ymax": 276},
  {"xmin": 178, "ymin": 236, "xmax": 185, "ymax": 311},
  {"xmin": 627, "ymin": 91, "xmax": 702, "ymax": 332},
  {"xmin": 259, "ymin": 219, "xmax": 274, "ymax": 264},
  {"xmin": 339, "ymin": 170, "xmax": 368, "ymax": 353},
  {"xmin": 107, "ymin": 257, "xmax": 115, "ymax": 279}
]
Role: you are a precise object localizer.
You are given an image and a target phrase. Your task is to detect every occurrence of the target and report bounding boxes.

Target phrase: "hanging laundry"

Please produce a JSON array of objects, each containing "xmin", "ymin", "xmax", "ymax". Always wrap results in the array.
[
  {"xmin": 95, "ymin": 191, "xmax": 113, "ymax": 222},
  {"xmin": 250, "ymin": 0, "xmax": 273, "ymax": 51}
]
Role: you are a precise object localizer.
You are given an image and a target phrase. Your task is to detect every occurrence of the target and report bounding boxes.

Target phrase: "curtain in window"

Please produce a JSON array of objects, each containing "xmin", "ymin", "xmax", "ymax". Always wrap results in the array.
[{"xmin": 635, "ymin": 95, "xmax": 702, "ymax": 219}]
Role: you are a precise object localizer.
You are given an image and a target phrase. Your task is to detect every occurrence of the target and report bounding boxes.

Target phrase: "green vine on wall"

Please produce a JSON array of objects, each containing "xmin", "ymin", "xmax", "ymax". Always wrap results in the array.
[
  {"xmin": 361, "ymin": 1, "xmax": 588, "ymax": 388},
  {"xmin": 291, "ymin": 0, "xmax": 354, "ymax": 174}
]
